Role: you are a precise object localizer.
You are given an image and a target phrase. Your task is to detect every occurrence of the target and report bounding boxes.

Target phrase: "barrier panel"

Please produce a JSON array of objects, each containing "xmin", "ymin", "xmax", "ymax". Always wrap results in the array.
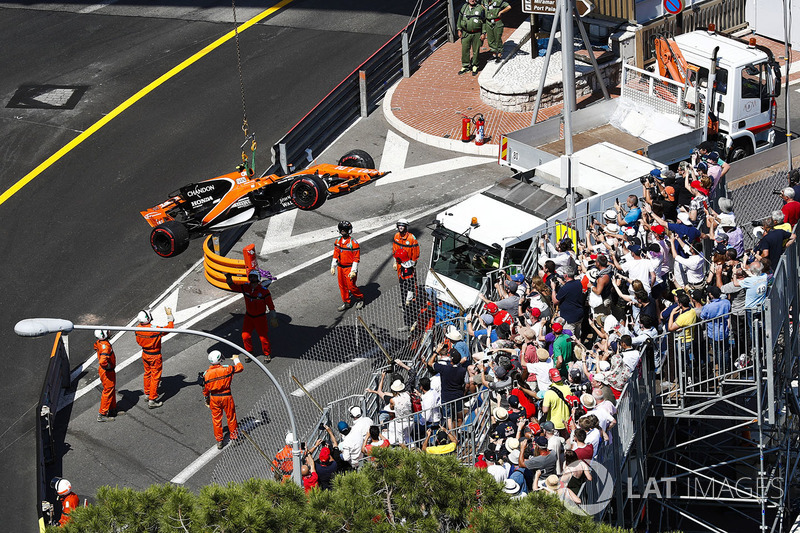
[
  {"xmin": 37, "ymin": 334, "xmax": 70, "ymax": 528},
  {"xmin": 202, "ymin": 235, "xmax": 251, "ymax": 290}
]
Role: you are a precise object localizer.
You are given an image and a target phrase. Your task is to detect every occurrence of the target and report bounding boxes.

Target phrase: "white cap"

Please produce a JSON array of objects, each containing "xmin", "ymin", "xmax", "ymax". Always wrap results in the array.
[
  {"xmin": 94, "ymin": 329, "xmax": 109, "ymax": 340},
  {"xmin": 137, "ymin": 310, "xmax": 152, "ymax": 324},
  {"xmin": 508, "ymin": 449, "xmax": 521, "ymax": 464},
  {"xmin": 390, "ymin": 379, "xmax": 405, "ymax": 392},
  {"xmin": 285, "ymin": 432, "xmax": 294, "ymax": 445},
  {"xmin": 677, "ymin": 212, "xmax": 691, "ymax": 225},
  {"xmin": 349, "ymin": 406, "xmax": 362, "ymax": 418},
  {"xmin": 208, "ymin": 350, "xmax": 222, "ymax": 365},
  {"xmin": 55, "ymin": 479, "xmax": 72, "ymax": 496},
  {"xmin": 753, "ymin": 226, "xmax": 765, "ymax": 239}
]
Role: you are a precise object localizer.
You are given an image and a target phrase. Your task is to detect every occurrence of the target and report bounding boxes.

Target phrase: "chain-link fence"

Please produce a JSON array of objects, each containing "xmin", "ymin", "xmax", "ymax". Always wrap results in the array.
[
  {"xmin": 729, "ymin": 167, "xmax": 791, "ymax": 249},
  {"xmin": 211, "ymin": 275, "xmax": 467, "ymax": 484}
]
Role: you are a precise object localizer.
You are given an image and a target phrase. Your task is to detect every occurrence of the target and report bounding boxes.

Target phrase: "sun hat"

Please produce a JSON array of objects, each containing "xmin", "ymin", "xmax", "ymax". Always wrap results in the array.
[
  {"xmin": 505, "ymin": 437, "xmax": 520, "ymax": 453},
  {"xmin": 503, "ymin": 478, "xmax": 522, "ymax": 494},
  {"xmin": 537, "ymin": 348, "xmax": 550, "ymax": 362},
  {"xmin": 390, "ymin": 379, "xmax": 405, "ymax": 392},
  {"xmin": 445, "ymin": 325, "xmax": 463, "ymax": 341},
  {"xmin": 493, "ymin": 407, "xmax": 509, "ymax": 421}
]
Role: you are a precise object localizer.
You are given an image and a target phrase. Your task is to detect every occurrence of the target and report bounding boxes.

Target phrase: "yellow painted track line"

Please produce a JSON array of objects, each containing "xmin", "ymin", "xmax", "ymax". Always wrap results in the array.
[{"xmin": 0, "ymin": 0, "xmax": 296, "ymax": 208}]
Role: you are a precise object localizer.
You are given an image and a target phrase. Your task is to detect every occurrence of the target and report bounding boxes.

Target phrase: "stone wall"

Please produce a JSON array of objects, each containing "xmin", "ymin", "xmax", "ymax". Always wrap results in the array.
[{"xmin": 479, "ymin": 60, "xmax": 621, "ymax": 113}]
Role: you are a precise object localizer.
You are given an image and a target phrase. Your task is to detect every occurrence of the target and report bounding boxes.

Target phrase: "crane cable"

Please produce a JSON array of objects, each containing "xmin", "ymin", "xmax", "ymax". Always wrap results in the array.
[{"xmin": 232, "ymin": 0, "xmax": 256, "ymax": 174}]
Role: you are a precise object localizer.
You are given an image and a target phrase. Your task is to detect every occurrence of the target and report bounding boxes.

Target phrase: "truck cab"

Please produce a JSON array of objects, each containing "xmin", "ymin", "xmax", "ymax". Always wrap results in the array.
[
  {"xmin": 425, "ymin": 175, "xmax": 566, "ymax": 308},
  {"xmin": 671, "ymin": 29, "xmax": 781, "ymax": 159}
]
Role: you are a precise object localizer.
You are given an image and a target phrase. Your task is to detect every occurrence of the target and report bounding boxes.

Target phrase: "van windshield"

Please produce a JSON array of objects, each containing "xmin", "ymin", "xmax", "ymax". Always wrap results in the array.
[{"xmin": 430, "ymin": 227, "xmax": 501, "ymax": 290}]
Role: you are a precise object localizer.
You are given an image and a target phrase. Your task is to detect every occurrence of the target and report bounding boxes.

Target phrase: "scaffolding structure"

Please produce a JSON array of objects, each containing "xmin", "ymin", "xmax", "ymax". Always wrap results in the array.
[{"xmin": 620, "ymin": 241, "xmax": 800, "ymax": 532}]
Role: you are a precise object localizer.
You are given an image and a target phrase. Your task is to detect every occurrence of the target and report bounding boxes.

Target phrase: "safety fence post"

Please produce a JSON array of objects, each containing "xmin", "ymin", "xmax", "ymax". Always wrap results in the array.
[
  {"xmin": 359, "ymin": 71, "xmax": 368, "ymax": 118},
  {"xmin": 402, "ymin": 32, "xmax": 410, "ymax": 78},
  {"xmin": 446, "ymin": 0, "xmax": 456, "ymax": 43}
]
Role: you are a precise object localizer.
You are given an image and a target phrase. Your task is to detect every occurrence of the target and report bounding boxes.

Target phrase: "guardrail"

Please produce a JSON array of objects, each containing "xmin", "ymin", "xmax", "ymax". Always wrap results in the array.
[{"xmin": 269, "ymin": 0, "xmax": 450, "ymax": 175}]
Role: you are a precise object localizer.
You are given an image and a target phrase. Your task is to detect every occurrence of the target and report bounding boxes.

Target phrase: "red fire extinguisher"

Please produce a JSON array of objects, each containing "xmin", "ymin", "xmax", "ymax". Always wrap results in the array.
[
  {"xmin": 473, "ymin": 113, "xmax": 485, "ymax": 146},
  {"xmin": 461, "ymin": 114, "xmax": 472, "ymax": 143}
]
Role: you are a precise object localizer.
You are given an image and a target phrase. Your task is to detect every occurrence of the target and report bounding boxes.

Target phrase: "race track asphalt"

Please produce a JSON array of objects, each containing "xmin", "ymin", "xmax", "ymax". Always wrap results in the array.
[{"xmin": 0, "ymin": 1, "xmax": 437, "ymax": 529}]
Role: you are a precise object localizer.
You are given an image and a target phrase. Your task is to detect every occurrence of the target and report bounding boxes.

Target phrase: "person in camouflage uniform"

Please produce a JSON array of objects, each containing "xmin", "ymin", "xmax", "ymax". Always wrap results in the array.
[
  {"xmin": 457, "ymin": 0, "xmax": 486, "ymax": 75},
  {"xmin": 482, "ymin": 0, "xmax": 511, "ymax": 61}
]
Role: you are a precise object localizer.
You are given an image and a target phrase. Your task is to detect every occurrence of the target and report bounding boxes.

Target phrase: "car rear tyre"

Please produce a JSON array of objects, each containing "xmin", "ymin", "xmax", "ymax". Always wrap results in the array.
[
  {"xmin": 338, "ymin": 149, "xmax": 375, "ymax": 169},
  {"xmin": 150, "ymin": 220, "xmax": 190, "ymax": 258},
  {"xmin": 290, "ymin": 174, "xmax": 327, "ymax": 211}
]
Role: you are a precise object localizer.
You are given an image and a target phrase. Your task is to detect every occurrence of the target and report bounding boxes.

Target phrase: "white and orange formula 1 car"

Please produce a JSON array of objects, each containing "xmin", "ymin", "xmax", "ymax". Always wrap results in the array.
[{"xmin": 140, "ymin": 150, "xmax": 385, "ymax": 257}]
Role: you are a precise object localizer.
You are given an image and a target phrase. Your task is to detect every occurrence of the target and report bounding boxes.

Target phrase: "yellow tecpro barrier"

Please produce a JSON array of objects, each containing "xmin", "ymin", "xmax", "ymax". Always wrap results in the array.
[{"xmin": 203, "ymin": 236, "xmax": 250, "ymax": 290}]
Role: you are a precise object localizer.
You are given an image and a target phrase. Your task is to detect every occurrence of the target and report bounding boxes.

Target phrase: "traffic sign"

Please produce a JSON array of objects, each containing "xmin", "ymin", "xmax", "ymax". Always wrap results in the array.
[
  {"xmin": 522, "ymin": 0, "xmax": 557, "ymax": 15},
  {"xmin": 522, "ymin": 0, "xmax": 594, "ymax": 17},
  {"xmin": 664, "ymin": 0, "xmax": 683, "ymax": 15}
]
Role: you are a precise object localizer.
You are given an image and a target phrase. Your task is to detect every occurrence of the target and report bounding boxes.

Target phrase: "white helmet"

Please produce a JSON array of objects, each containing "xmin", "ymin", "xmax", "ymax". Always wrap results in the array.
[
  {"xmin": 55, "ymin": 479, "xmax": 72, "ymax": 496},
  {"xmin": 285, "ymin": 432, "xmax": 294, "ymax": 445},
  {"xmin": 94, "ymin": 329, "xmax": 109, "ymax": 340},
  {"xmin": 208, "ymin": 350, "xmax": 222, "ymax": 365},
  {"xmin": 137, "ymin": 310, "xmax": 152, "ymax": 324},
  {"xmin": 396, "ymin": 218, "xmax": 409, "ymax": 229}
]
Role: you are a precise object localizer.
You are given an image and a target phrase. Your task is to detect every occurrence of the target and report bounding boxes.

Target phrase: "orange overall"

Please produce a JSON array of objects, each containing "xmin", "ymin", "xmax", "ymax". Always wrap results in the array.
[
  {"xmin": 272, "ymin": 444, "xmax": 294, "ymax": 481},
  {"xmin": 203, "ymin": 360, "xmax": 244, "ymax": 443},
  {"xmin": 94, "ymin": 339, "xmax": 116, "ymax": 416},
  {"xmin": 392, "ymin": 230, "xmax": 420, "ymax": 268},
  {"xmin": 135, "ymin": 321, "xmax": 173, "ymax": 400},
  {"xmin": 59, "ymin": 492, "xmax": 79, "ymax": 526},
  {"xmin": 229, "ymin": 281, "xmax": 275, "ymax": 357},
  {"xmin": 333, "ymin": 235, "xmax": 363, "ymax": 304}
]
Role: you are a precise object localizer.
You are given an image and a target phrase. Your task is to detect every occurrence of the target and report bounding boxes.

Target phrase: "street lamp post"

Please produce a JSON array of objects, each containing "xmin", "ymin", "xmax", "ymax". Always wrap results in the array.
[{"xmin": 14, "ymin": 318, "xmax": 303, "ymax": 487}]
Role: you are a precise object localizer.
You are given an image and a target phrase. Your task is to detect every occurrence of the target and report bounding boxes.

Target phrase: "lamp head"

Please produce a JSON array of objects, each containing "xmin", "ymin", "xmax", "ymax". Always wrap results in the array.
[{"xmin": 14, "ymin": 318, "xmax": 75, "ymax": 337}]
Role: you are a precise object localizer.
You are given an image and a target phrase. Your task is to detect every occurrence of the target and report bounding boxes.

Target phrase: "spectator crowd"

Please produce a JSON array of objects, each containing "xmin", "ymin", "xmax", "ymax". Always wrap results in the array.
[{"xmin": 275, "ymin": 144, "xmax": 799, "ymax": 509}]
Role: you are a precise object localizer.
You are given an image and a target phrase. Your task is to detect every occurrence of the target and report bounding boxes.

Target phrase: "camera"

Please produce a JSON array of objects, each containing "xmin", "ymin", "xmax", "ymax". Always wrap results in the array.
[
  {"xmin": 772, "ymin": 189, "xmax": 784, "ymax": 196},
  {"xmin": 319, "ymin": 423, "xmax": 326, "ymax": 431},
  {"xmin": 572, "ymin": 400, "xmax": 580, "ymax": 408},
  {"xmin": 639, "ymin": 175, "xmax": 650, "ymax": 185}
]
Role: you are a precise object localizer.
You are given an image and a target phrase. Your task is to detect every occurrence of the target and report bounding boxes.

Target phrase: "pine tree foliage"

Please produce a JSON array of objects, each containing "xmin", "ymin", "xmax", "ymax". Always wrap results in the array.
[{"xmin": 52, "ymin": 448, "xmax": 633, "ymax": 533}]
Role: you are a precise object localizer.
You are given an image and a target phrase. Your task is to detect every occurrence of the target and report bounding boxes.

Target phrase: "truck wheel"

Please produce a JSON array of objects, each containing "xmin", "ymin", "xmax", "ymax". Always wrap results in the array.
[
  {"xmin": 150, "ymin": 220, "xmax": 190, "ymax": 258},
  {"xmin": 338, "ymin": 149, "xmax": 375, "ymax": 169},
  {"xmin": 728, "ymin": 144, "xmax": 752, "ymax": 162},
  {"xmin": 290, "ymin": 174, "xmax": 327, "ymax": 211}
]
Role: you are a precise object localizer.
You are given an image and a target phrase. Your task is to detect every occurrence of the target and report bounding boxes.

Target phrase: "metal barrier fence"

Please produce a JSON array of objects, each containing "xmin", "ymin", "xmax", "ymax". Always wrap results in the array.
[
  {"xmin": 270, "ymin": 0, "xmax": 449, "ymax": 175},
  {"xmin": 210, "ymin": 281, "xmax": 465, "ymax": 484}
]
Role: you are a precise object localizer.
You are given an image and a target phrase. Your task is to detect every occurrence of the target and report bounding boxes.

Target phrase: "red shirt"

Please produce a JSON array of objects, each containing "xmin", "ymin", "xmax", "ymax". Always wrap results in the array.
[
  {"xmin": 302, "ymin": 472, "xmax": 318, "ymax": 493},
  {"xmin": 782, "ymin": 200, "xmax": 800, "ymax": 227},
  {"xmin": 574, "ymin": 444, "xmax": 593, "ymax": 462},
  {"xmin": 510, "ymin": 388, "xmax": 537, "ymax": 418}
]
